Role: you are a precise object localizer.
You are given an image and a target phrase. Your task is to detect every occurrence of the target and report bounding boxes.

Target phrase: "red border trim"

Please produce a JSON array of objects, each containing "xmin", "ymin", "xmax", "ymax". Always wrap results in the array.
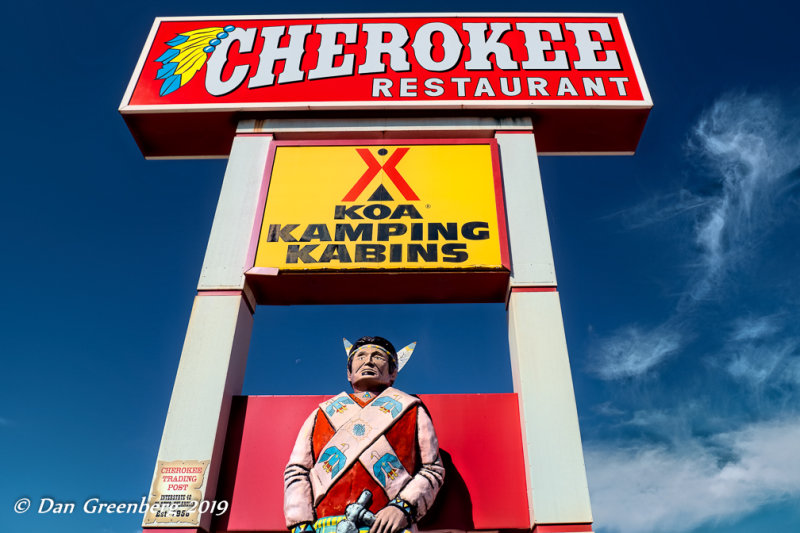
[
  {"xmin": 246, "ymin": 270, "xmax": 509, "ymax": 305},
  {"xmin": 197, "ymin": 290, "xmax": 243, "ymax": 296},
  {"xmin": 488, "ymin": 140, "xmax": 510, "ymax": 269},
  {"xmin": 264, "ymin": 138, "xmax": 499, "ymax": 147},
  {"xmin": 142, "ymin": 526, "xmax": 198, "ymax": 533},
  {"xmin": 511, "ymin": 286, "xmax": 558, "ymax": 292},
  {"xmin": 533, "ymin": 524, "xmax": 594, "ymax": 533},
  {"xmin": 246, "ymin": 266, "xmax": 279, "ymax": 276},
  {"xmin": 245, "ymin": 135, "xmax": 277, "ymax": 270}
]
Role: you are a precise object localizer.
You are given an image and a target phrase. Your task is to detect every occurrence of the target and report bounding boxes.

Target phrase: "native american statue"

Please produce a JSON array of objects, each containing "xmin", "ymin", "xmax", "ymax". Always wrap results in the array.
[{"xmin": 284, "ymin": 336, "xmax": 445, "ymax": 533}]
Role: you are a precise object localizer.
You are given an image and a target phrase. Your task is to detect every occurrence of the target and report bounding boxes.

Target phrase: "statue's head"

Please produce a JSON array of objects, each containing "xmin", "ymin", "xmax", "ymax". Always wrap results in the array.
[{"xmin": 346, "ymin": 336, "xmax": 398, "ymax": 392}]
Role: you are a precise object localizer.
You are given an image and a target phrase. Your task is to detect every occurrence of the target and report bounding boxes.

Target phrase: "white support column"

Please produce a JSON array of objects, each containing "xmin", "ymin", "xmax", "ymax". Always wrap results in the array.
[
  {"xmin": 496, "ymin": 132, "xmax": 556, "ymax": 287},
  {"xmin": 147, "ymin": 294, "xmax": 253, "ymax": 530},
  {"xmin": 498, "ymin": 131, "xmax": 593, "ymax": 529},
  {"xmin": 199, "ymin": 134, "xmax": 273, "ymax": 291},
  {"xmin": 508, "ymin": 290, "xmax": 593, "ymax": 527},
  {"xmin": 145, "ymin": 130, "xmax": 270, "ymax": 530}
]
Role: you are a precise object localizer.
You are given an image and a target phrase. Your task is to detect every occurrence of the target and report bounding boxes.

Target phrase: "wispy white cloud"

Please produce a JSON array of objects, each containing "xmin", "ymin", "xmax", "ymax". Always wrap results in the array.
[
  {"xmin": 590, "ymin": 324, "xmax": 684, "ymax": 380},
  {"xmin": 729, "ymin": 315, "xmax": 783, "ymax": 341},
  {"xmin": 0, "ymin": 416, "xmax": 12, "ymax": 426},
  {"xmin": 612, "ymin": 93, "xmax": 800, "ymax": 295},
  {"xmin": 582, "ymin": 94, "xmax": 800, "ymax": 533},
  {"xmin": 783, "ymin": 358, "xmax": 800, "ymax": 386},
  {"xmin": 610, "ymin": 402, "xmax": 728, "ymax": 447},
  {"xmin": 607, "ymin": 189, "xmax": 710, "ymax": 229},
  {"xmin": 591, "ymin": 93, "xmax": 800, "ymax": 380},
  {"xmin": 586, "ymin": 416, "xmax": 800, "ymax": 533},
  {"xmin": 725, "ymin": 341, "xmax": 797, "ymax": 386},
  {"xmin": 686, "ymin": 93, "xmax": 800, "ymax": 299},
  {"xmin": 592, "ymin": 401, "xmax": 626, "ymax": 418},
  {"xmin": 721, "ymin": 314, "xmax": 800, "ymax": 389}
]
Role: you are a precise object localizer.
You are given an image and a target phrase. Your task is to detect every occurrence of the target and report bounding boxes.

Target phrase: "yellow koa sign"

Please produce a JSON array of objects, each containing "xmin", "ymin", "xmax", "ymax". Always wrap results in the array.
[{"xmin": 254, "ymin": 142, "xmax": 506, "ymax": 271}]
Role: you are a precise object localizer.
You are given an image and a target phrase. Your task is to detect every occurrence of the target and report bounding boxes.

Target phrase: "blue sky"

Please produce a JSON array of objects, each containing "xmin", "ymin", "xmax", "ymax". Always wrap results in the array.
[{"xmin": 2, "ymin": 1, "xmax": 799, "ymax": 533}]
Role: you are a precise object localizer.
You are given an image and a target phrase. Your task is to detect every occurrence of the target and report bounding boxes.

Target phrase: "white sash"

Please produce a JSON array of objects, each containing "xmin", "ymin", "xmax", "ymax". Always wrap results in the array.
[{"xmin": 310, "ymin": 388, "xmax": 419, "ymax": 503}]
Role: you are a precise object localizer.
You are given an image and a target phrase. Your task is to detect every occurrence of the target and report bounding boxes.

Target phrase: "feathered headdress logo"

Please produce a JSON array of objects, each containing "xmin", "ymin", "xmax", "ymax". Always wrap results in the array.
[{"xmin": 155, "ymin": 25, "xmax": 236, "ymax": 96}]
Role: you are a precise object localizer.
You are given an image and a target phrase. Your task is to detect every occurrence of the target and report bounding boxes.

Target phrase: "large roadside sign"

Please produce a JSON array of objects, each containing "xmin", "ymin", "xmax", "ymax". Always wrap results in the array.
[
  {"xmin": 245, "ymin": 139, "xmax": 510, "ymax": 304},
  {"xmin": 120, "ymin": 13, "xmax": 651, "ymax": 157}
]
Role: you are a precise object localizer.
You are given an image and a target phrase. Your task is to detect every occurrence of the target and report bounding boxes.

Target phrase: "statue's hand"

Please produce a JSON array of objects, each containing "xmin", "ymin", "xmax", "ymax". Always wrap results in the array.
[{"xmin": 369, "ymin": 505, "xmax": 409, "ymax": 533}]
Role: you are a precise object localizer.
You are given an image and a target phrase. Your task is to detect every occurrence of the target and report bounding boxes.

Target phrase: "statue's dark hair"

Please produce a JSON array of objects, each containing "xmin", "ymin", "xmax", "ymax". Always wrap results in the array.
[{"xmin": 347, "ymin": 336, "xmax": 398, "ymax": 373}]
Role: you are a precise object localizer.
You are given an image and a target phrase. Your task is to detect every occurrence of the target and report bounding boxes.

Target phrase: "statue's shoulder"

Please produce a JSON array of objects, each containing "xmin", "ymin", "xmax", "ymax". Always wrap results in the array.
[
  {"xmin": 318, "ymin": 391, "xmax": 357, "ymax": 412},
  {"xmin": 389, "ymin": 389, "xmax": 435, "ymax": 417},
  {"xmin": 378, "ymin": 387, "xmax": 421, "ymax": 407}
]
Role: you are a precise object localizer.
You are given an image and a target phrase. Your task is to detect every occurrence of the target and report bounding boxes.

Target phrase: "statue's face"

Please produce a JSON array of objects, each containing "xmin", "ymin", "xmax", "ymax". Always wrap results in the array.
[{"xmin": 347, "ymin": 345, "xmax": 397, "ymax": 391}]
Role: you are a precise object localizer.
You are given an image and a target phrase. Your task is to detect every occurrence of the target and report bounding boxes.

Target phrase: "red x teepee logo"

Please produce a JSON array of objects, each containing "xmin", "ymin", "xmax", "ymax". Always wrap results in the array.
[{"xmin": 342, "ymin": 148, "xmax": 420, "ymax": 202}]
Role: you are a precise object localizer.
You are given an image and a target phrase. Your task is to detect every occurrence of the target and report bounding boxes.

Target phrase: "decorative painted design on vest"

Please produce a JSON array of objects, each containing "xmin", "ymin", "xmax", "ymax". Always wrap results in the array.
[
  {"xmin": 372, "ymin": 397, "xmax": 402, "ymax": 418},
  {"xmin": 372, "ymin": 453, "xmax": 404, "ymax": 487},
  {"xmin": 342, "ymin": 417, "xmax": 374, "ymax": 442},
  {"xmin": 319, "ymin": 446, "xmax": 347, "ymax": 477},
  {"xmin": 324, "ymin": 396, "xmax": 356, "ymax": 417}
]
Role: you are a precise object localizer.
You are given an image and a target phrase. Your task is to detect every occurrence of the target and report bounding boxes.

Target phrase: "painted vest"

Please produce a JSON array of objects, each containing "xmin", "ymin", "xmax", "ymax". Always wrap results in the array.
[{"xmin": 311, "ymin": 387, "xmax": 420, "ymax": 517}]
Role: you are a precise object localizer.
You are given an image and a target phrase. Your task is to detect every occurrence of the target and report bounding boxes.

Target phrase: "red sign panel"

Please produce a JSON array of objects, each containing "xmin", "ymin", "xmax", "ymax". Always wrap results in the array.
[
  {"xmin": 214, "ymin": 394, "xmax": 530, "ymax": 532},
  {"xmin": 125, "ymin": 13, "xmax": 649, "ymax": 108},
  {"xmin": 120, "ymin": 14, "xmax": 651, "ymax": 157}
]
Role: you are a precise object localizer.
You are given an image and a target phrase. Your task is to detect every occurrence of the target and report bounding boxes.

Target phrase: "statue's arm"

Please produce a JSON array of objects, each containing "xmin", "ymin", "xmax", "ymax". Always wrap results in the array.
[
  {"xmin": 284, "ymin": 409, "xmax": 319, "ymax": 529},
  {"xmin": 396, "ymin": 405, "xmax": 445, "ymax": 522}
]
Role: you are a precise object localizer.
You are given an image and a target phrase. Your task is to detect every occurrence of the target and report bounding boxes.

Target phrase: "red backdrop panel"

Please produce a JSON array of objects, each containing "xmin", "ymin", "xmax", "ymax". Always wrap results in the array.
[{"xmin": 213, "ymin": 393, "xmax": 529, "ymax": 532}]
